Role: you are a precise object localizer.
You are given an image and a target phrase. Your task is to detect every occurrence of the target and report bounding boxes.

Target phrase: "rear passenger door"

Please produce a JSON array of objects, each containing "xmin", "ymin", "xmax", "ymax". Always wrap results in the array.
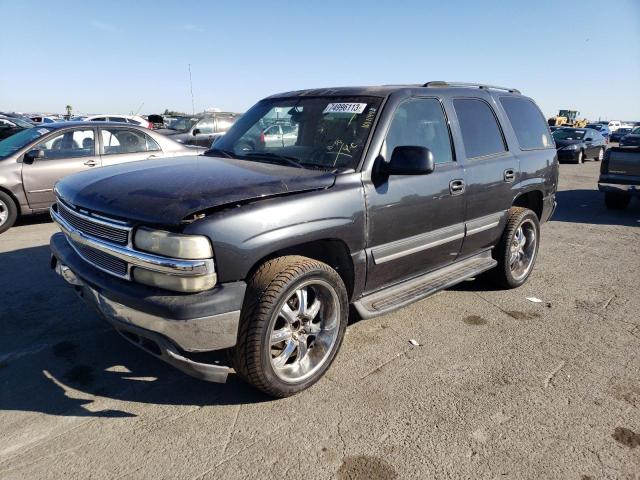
[
  {"xmin": 452, "ymin": 97, "xmax": 517, "ymax": 257},
  {"xmin": 99, "ymin": 127, "xmax": 162, "ymax": 166}
]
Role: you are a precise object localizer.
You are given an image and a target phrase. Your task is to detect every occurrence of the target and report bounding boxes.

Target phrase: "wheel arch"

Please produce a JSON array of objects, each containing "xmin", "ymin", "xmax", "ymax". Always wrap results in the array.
[
  {"xmin": 512, "ymin": 189, "xmax": 543, "ymax": 220},
  {"xmin": 0, "ymin": 186, "xmax": 21, "ymax": 216},
  {"xmin": 246, "ymin": 238, "xmax": 356, "ymax": 301}
]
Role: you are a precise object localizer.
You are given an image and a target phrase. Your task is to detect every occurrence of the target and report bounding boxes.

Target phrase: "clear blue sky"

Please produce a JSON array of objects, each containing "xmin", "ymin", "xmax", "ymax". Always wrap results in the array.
[{"xmin": 1, "ymin": 0, "xmax": 638, "ymax": 120}]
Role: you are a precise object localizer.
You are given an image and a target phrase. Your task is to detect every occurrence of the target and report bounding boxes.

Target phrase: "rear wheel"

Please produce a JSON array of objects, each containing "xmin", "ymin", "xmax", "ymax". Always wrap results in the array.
[
  {"xmin": 491, "ymin": 207, "xmax": 540, "ymax": 289},
  {"xmin": 596, "ymin": 147, "xmax": 604, "ymax": 161},
  {"xmin": 604, "ymin": 192, "xmax": 630, "ymax": 210},
  {"xmin": 232, "ymin": 256, "xmax": 348, "ymax": 397},
  {"xmin": 576, "ymin": 150, "xmax": 584, "ymax": 164},
  {"xmin": 0, "ymin": 191, "xmax": 18, "ymax": 234}
]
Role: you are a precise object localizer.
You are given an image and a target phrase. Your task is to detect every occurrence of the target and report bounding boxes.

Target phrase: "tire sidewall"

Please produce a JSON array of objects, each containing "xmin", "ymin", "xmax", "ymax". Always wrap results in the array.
[
  {"xmin": 577, "ymin": 150, "xmax": 583, "ymax": 164},
  {"xmin": 500, "ymin": 210, "xmax": 540, "ymax": 288},
  {"xmin": 257, "ymin": 267, "xmax": 348, "ymax": 395},
  {"xmin": 0, "ymin": 192, "xmax": 18, "ymax": 234}
]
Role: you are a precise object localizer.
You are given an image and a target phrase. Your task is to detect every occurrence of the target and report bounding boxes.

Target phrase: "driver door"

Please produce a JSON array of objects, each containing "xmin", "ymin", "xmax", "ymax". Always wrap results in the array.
[
  {"xmin": 22, "ymin": 128, "xmax": 99, "ymax": 209},
  {"xmin": 192, "ymin": 118, "xmax": 215, "ymax": 147},
  {"xmin": 364, "ymin": 97, "xmax": 466, "ymax": 291}
]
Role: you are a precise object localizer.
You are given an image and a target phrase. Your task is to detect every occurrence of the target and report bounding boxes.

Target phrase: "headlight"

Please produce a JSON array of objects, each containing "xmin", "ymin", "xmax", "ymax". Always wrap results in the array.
[
  {"xmin": 174, "ymin": 138, "xmax": 185, "ymax": 143},
  {"xmin": 563, "ymin": 144, "xmax": 579, "ymax": 151},
  {"xmin": 134, "ymin": 227, "xmax": 213, "ymax": 259},
  {"xmin": 133, "ymin": 267, "xmax": 216, "ymax": 292}
]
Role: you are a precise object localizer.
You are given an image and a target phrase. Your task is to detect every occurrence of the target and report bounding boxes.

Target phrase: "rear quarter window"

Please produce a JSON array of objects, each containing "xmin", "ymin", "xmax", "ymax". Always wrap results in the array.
[{"xmin": 499, "ymin": 97, "xmax": 553, "ymax": 150}]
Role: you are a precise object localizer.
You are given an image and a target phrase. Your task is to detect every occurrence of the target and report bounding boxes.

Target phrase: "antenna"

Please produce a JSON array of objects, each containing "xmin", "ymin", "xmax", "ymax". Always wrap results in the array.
[
  {"xmin": 188, "ymin": 64, "xmax": 195, "ymax": 115},
  {"xmin": 133, "ymin": 102, "xmax": 144, "ymax": 115}
]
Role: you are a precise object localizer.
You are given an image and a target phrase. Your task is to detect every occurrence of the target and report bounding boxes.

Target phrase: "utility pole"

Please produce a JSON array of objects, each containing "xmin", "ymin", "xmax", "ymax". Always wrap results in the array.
[{"xmin": 188, "ymin": 64, "xmax": 195, "ymax": 115}]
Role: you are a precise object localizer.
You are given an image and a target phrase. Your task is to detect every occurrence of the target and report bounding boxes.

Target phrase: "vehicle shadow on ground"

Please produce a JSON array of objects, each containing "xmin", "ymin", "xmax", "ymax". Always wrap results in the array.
[
  {"xmin": 552, "ymin": 189, "xmax": 639, "ymax": 226},
  {"xmin": 0, "ymin": 246, "xmax": 272, "ymax": 419},
  {"xmin": 14, "ymin": 212, "xmax": 52, "ymax": 227}
]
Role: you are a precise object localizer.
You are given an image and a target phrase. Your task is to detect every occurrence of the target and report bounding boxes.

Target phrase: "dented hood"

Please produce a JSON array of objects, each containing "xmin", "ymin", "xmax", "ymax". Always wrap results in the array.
[{"xmin": 55, "ymin": 155, "xmax": 336, "ymax": 225}]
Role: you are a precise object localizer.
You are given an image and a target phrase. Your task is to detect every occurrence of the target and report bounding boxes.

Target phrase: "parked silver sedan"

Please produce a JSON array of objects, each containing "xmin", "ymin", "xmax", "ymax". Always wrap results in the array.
[{"xmin": 0, "ymin": 122, "xmax": 204, "ymax": 233}]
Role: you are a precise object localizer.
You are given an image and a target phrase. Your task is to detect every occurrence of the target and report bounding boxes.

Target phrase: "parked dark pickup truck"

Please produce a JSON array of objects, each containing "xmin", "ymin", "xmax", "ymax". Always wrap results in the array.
[
  {"xmin": 50, "ymin": 82, "xmax": 558, "ymax": 397},
  {"xmin": 599, "ymin": 143, "xmax": 640, "ymax": 210}
]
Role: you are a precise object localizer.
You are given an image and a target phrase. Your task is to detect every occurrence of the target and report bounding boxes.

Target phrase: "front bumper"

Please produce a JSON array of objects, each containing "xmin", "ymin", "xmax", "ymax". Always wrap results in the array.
[
  {"xmin": 50, "ymin": 232, "xmax": 246, "ymax": 383},
  {"xmin": 556, "ymin": 149, "xmax": 580, "ymax": 162},
  {"xmin": 598, "ymin": 182, "xmax": 640, "ymax": 195}
]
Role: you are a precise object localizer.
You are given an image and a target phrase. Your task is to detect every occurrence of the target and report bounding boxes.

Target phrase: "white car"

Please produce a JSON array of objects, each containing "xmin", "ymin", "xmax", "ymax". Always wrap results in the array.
[
  {"xmin": 607, "ymin": 120, "xmax": 622, "ymax": 132},
  {"xmin": 84, "ymin": 115, "xmax": 153, "ymax": 129}
]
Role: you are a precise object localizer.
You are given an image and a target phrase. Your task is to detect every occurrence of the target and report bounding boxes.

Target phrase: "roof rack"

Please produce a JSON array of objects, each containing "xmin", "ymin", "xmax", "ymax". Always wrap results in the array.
[{"xmin": 422, "ymin": 81, "xmax": 521, "ymax": 94}]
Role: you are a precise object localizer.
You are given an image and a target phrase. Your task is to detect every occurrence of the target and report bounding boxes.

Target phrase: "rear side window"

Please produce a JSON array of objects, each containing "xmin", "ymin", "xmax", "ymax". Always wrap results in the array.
[
  {"xmin": 453, "ymin": 98, "xmax": 506, "ymax": 158},
  {"xmin": 499, "ymin": 97, "xmax": 552, "ymax": 149}
]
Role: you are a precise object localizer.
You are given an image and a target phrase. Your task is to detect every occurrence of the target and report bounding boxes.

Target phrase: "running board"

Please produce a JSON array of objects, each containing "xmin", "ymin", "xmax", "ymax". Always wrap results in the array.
[{"xmin": 354, "ymin": 250, "xmax": 497, "ymax": 319}]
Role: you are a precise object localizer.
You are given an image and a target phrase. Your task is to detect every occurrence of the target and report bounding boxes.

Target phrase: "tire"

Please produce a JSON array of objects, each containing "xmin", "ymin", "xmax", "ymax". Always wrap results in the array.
[
  {"xmin": 0, "ymin": 191, "xmax": 18, "ymax": 234},
  {"xmin": 604, "ymin": 192, "xmax": 630, "ymax": 210},
  {"xmin": 232, "ymin": 255, "xmax": 348, "ymax": 397},
  {"xmin": 491, "ymin": 207, "xmax": 540, "ymax": 289},
  {"xmin": 576, "ymin": 150, "xmax": 583, "ymax": 164},
  {"xmin": 596, "ymin": 147, "xmax": 604, "ymax": 162}
]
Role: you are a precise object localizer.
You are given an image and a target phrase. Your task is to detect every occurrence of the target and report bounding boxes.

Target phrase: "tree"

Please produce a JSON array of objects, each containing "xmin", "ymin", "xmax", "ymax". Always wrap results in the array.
[{"xmin": 65, "ymin": 105, "xmax": 72, "ymax": 120}]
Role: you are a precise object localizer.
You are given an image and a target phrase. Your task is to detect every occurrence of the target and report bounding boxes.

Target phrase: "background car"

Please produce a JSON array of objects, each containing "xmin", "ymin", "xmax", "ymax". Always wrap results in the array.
[
  {"xmin": 156, "ymin": 112, "xmax": 241, "ymax": 147},
  {"xmin": 585, "ymin": 123, "xmax": 611, "ymax": 142},
  {"xmin": 29, "ymin": 115, "xmax": 59, "ymax": 124},
  {"xmin": 610, "ymin": 127, "xmax": 633, "ymax": 143},
  {"xmin": 0, "ymin": 115, "xmax": 33, "ymax": 140},
  {"xmin": 84, "ymin": 114, "xmax": 153, "ymax": 129},
  {"xmin": 552, "ymin": 127, "xmax": 607, "ymax": 163},
  {"xmin": 619, "ymin": 126, "xmax": 640, "ymax": 148},
  {"xmin": 0, "ymin": 121, "xmax": 205, "ymax": 233}
]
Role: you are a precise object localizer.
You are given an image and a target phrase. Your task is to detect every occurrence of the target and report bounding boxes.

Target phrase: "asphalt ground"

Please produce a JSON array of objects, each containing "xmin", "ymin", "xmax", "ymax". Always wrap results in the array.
[{"xmin": 1, "ymin": 159, "xmax": 639, "ymax": 479}]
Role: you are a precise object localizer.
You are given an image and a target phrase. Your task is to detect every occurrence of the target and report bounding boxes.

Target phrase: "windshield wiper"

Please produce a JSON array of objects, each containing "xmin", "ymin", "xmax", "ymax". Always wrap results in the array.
[
  {"xmin": 205, "ymin": 148, "xmax": 235, "ymax": 159},
  {"xmin": 243, "ymin": 152, "xmax": 304, "ymax": 169}
]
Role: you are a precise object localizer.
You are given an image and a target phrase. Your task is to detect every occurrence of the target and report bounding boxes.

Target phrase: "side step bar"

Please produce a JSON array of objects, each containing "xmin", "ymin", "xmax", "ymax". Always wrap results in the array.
[{"xmin": 354, "ymin": 250, "xmax": 497, "ymax": 319}]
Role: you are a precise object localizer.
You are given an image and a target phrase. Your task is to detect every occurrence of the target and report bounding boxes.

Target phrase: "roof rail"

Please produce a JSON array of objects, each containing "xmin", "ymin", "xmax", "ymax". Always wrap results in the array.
[{"xmin": 422, "ymin": 81, "xmax": 521, "ymax": 94}]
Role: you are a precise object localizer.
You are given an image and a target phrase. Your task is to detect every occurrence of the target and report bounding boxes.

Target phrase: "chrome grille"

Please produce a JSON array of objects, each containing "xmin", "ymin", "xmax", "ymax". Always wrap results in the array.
[
  {"xmin": 57, "ymin": 201, "xmax": 129, "ymax": 245},
  {"xmin": 74, "ymin": 243, "xmax": 128, "ymax": 277}
]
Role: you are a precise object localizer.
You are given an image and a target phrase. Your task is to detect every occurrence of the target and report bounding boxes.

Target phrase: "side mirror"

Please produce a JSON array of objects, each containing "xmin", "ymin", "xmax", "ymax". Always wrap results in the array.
[
  {"xmin": 383, "ymin": 146, "xmax": 435, "ymax": 175},
  {"xmin": 585, "ymin": 137, "xmax": 593, "ymax": 141},
  {"xmin": 24, "ymin": 148, "xmax": 45, "ymax": 164},
  {"xmin": 192, "ymin": 128, "xmax": 201, "ymax": 136}
]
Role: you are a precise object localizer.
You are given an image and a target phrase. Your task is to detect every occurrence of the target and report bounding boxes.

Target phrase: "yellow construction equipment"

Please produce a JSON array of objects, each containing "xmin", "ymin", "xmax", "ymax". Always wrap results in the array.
[{"xmin": 547, "ymin": 110, "xmax": 588, "ymax": 128}]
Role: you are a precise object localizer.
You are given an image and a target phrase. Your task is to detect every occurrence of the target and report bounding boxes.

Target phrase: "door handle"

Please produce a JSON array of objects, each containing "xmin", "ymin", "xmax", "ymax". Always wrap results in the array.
[
  {"xmin": 503, "ymin": 169, "xmax": 516, "ymax": 182},
  {"xmin": 449, "ymin": 179, "xmax": 465, "ymax": 195},
  {"xmin": 84, "ymin": 159, "xmax": 97, "ymax": 167},
  {"xmin": 147, "ymin": 154, "xmax": 158, "ymax": 159}
]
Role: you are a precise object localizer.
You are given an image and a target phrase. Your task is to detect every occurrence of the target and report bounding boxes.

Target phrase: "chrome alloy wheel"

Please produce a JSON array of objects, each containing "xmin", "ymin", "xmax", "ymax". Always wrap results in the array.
[
  {"xmin": 0, "ymin": 199, "xmax": 8, "ymax": 226},
  {"xmin": 268, "ymin": 279, "xmax": 340, "ymax": 383},
  {"xmin": 509, "ymin": 219, "xmax": 537, "ymax": 282}
]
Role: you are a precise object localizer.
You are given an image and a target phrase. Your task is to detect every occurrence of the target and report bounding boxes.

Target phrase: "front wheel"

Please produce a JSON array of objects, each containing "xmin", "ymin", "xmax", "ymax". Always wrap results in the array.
[
  {"xmin": 232, "ymin": 256, "xmax": 348, "ymax": 397},
  {"xmin": 576, "ymin": 150, "xmax": 584, "ymax": 164},
  {"xmin": 596, "ymin": 147, "xmax": 604, "ymax": 162},
  {"xmin": 491, "ymin": 207, "xmax": 540, "ymax": 289},
  {"xmin": 0, "ymin": 191, "xmax": 18, "ymax": 234}
]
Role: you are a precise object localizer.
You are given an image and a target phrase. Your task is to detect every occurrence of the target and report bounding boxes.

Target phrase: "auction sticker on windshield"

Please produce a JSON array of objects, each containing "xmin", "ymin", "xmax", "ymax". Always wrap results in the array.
[
  {"xmin": 37, "ymin": 128, "xmax": 50, "ymax": 135},
  {"xmin": 323, "ymin": 103, "xmax": 367, "ymax": 114}
]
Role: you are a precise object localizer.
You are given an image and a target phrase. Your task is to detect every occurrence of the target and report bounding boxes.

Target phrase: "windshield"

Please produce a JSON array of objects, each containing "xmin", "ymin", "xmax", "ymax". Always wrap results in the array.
[
  {"xmin": 5, "ymin": 117, "xmax": 34, "ymax": 128},
  {"xmin": 631, "ymin": 127, "xmax": 640, "ymax": 135},
  {"xmin": 210, "ymin": 96, "xmax": 383, "ymax": 170},
  {"xmin": 552, "ymin": 129, "xmax": 586, "ymax": 141},
  {"xmin": 168, "ymin": 116, "xmax": 199, "ymax": 132},
  {"xmin": 585, "ymin": 124, "xmax": 602, "ymax": 131},
  {"xmin": 617, "ymin": 128, "xmax": 631, "ymax": 134},
  {"xmin": 0, "ymin": 127, "xmax": 51, "ymax": 159}
]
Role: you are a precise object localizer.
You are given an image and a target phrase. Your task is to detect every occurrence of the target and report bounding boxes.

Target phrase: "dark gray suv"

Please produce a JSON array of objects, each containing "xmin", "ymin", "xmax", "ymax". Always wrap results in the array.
[{"xmin": 50, "ymin": 82, "xmax": 558, "ymax": 397}]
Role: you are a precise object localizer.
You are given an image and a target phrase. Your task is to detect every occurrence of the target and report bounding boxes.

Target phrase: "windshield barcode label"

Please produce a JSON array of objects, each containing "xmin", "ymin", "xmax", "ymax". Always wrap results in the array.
[{"xmin": 323, "ymin": 103, "xmax": 367, "ymax": 114}]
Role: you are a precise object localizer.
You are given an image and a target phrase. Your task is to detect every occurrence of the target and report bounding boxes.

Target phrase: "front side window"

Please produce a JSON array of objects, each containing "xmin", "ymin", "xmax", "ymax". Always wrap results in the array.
[
  {"xmin": 36, "ymin": 129, "xmax": 95, "ymax": 159},
  {"xmin": 195, "ymin": 118, "xmax": 214, "ymax": 134},
  {"xmin": 0, "ymin": 127, "xmax": 51, "ymax": 159},
  {"xmin": 383, "ymin": 98, "xmax": 453, "ymax": 164},
  {"xmin": 499, "ymin": 97, "xmax": 553, "ymax": 149},
  {"xmin": 109, "ymin": 117, "xmax": 127, "ymax": 123},
  {"xmin": 453, "ymin": 98, "xmax": 506, "ymax": 158},
  {"xmin": 101, "ymin": 128, "xmax": 160, "ymax": 155},
  {"xmin": 212, "ymin": 96, "xmax": 383, "ymax": 170}
]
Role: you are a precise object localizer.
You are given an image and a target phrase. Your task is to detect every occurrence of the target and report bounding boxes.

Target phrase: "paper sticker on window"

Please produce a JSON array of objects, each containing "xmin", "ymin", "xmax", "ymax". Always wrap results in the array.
[
  {"xmin": 37, "ymin": 128, "xmax": 50, "ymax": 135},
  {"xmin": 323, "ymin": 103, "xmax": 367, "ymax": 115}
]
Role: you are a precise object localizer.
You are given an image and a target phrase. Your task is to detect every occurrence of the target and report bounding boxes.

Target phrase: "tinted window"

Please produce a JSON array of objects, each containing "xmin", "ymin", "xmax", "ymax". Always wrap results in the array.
[
  {"xmin": 109, "ymin": 117, "xmax": 127, "ymax": 123},
  {"xmin": 101, "ymin": 128, "xmax": 159, "ymax": 155},
  {"xmin": 36, "ymin": 129, "xmax": 95, "ymax": 159},
  {"xmin": 91, "ymin": 117, "xmax": 106, "ymax": 122},
  {"xmin": 499, "ymin": 97, "xmax": 552, "ymax": 149},
  {"xmin": 384, "ymin": 98, "xmax": 453, "ymax": 164},
  {"xmin": 453, "ymin": 99, "xmax": 506, "ymax": 158}
]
